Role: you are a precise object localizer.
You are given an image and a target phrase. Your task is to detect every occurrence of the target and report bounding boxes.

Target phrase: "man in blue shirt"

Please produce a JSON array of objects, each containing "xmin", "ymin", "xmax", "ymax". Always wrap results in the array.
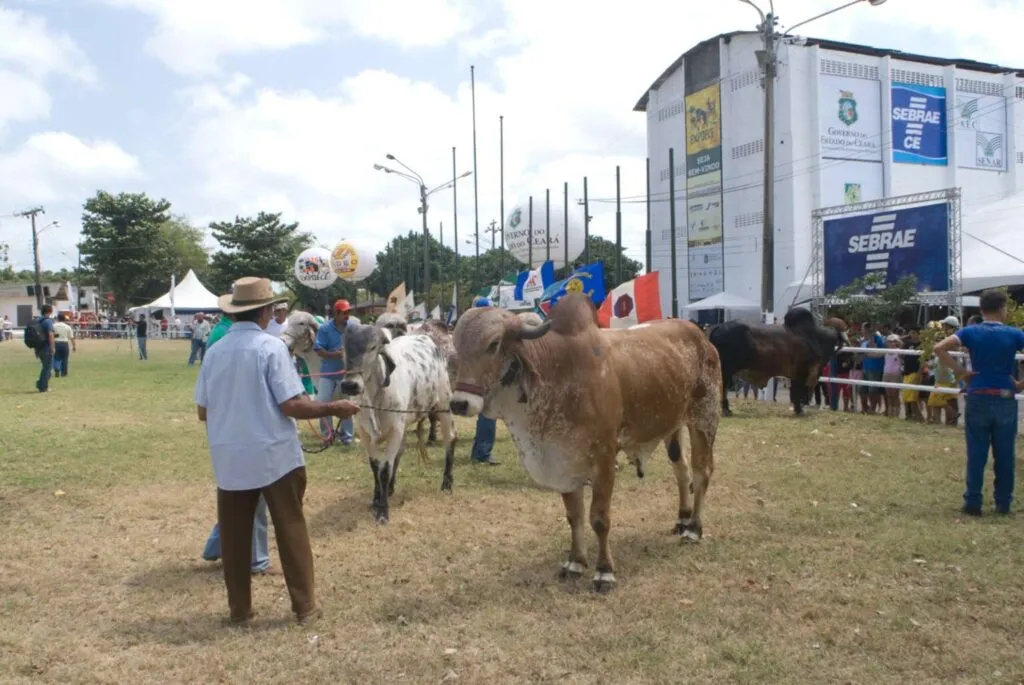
[
  {"xmin": 935, "ymin": 289, "xmax": 1024, "ymax": 517},
  {"xmin": 314, "ymin": 298, "xmax": 356, "ymax": 445},
  {"xmin": 34, "ymin": 304, "xmax": 56, "ymax": 392},
  {"xmin": 859, "ymin": 322, "xmax": 886, "ymax": 414},
  {"xmin": 469, "ymin": 296, "xmax": 500, "ymax": 465},
  {"xmin": 195, "ymin": 276, "xmax": 360, "ymax": 624}
]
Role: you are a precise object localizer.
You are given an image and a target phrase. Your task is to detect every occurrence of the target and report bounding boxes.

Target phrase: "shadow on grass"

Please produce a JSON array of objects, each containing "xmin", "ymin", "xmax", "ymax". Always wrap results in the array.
[{"xmin": 110, "ymin": 612, "xmax": 298, "ymax": 646}]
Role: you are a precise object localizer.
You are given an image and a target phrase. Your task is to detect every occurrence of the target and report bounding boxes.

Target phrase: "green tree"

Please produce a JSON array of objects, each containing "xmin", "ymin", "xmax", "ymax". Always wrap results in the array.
[
  {"xmin": 79, "ymin": 191, "xmax": 173, "ymax": 314},
  {"xmin": 577, "ymin": 236, "xmax": 643, "ymax": 293},
  {"xmin": 208, "ymin": 212, "xmax": 312, "ymax": 293},
  {"xmin": 827, "ymin": 273, "xmax": 918, "ymax": 325},
  {"xmin": 134, "ymin": 215, "xmax": 211, "ymax": 302}
]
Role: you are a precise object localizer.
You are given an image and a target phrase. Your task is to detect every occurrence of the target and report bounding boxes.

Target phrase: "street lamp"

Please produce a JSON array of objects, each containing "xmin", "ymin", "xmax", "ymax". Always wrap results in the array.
[
  {"xmin": 374, "ymin": 155, "xmax": 471, "ymax": 308},
  {"xmin": 738, "ymin": 0, "xmax": 886, "ymax": 322}
]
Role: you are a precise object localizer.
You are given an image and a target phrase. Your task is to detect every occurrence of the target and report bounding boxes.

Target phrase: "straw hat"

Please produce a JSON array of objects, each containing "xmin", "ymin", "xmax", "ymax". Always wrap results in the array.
[{"xmin": 217, "ymin": 277, "xmax": 289, "ymax": 314}]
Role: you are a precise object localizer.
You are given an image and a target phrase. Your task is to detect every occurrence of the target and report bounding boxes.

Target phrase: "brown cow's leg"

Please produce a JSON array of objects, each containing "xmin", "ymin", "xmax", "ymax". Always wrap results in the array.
[
  {"xmin": 558, "ymin": 489, "xmax": 587, "ymax": 582},
  {"xmin": 666, "ymin": 429, "xmax": 694, "ymax": 537},
  {"xmin": 415, "ymin": 419, "xmax": 430, "ymax": 464},
  {"xmin": 682, "ymin": 425, "xmax": 715, "ymax": 540},
  {"xmin": 589, "ymin": 459, "xmax": 617, "ymax": 593}
]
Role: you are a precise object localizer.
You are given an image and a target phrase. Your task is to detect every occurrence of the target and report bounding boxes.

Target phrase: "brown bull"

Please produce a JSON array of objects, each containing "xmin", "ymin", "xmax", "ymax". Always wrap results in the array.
[{"xmin": 449, "ymin": 293, "xmax": 721, "ymax": 593}]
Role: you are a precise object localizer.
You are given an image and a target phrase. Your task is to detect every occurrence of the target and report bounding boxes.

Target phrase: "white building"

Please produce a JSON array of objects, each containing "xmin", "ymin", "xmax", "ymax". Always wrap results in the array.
[
  {"xmin": 635, "ymin": 32, "xmax": 1024, "ymax": 319},
  {"xmin": 0, "ymin": 281, "xmax": 82, "ymax": 326}
]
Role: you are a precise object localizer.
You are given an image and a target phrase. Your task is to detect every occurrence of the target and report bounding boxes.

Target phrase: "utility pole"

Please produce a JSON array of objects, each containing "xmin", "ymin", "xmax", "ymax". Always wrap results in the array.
[
  {"xmin": 16, "ymin": 206, "xmax": 46, "ymax": 310},
  {"xmin": 756, "ymin": 11, "xmax": 778, "ymax": 323},
  {"xmin": 486, "ymin": 220, "xmax": 499, "ymax": 250}
]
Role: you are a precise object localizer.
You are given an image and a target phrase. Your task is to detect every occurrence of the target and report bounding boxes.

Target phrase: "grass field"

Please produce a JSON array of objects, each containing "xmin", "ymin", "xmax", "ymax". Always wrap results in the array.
[{"xmin": 3, "ymin": 339, "xmax": 1024, "ymax": 684}]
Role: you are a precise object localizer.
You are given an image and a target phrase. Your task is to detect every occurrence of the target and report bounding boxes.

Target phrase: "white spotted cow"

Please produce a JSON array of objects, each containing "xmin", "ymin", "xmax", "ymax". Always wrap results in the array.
[{"xmin": 340, "ymin": 322, "xmax": 457, "ymax": 523}]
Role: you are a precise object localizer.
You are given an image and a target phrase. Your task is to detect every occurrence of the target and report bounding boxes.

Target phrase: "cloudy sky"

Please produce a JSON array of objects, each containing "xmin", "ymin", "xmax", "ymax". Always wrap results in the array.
[{"xmin": 1, "ymin": 0, "xmax": 1021, "ymax": 274}]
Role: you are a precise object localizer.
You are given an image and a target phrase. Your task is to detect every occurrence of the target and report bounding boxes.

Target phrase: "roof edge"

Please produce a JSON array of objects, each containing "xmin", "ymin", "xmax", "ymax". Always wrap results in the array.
[{"xmin": 634, "ymin": 32, "xmax": 1024, "ymax": 113}]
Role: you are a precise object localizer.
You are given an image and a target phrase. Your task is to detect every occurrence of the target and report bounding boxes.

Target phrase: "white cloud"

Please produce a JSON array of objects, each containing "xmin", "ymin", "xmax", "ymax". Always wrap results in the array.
[
  {"xmin": 0, "ymin": 133, "xmax": 143, "ymax": 269},
  {"xmin": 93, "ymin": 0, "xmax": 482, "ymax": 75}
]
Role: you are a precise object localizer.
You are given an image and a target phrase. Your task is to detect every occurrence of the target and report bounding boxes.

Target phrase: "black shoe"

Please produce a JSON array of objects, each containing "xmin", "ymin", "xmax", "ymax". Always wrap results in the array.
[{"xmin": 961, "ymin": 505, "xmax": 983, "ymax": 517}]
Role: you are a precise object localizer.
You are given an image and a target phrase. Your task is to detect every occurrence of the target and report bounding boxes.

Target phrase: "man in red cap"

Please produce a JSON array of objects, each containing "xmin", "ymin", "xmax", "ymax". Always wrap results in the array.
[{"xmin": 313, "ymin": 299, "xmax": 357, "ymax": 444}]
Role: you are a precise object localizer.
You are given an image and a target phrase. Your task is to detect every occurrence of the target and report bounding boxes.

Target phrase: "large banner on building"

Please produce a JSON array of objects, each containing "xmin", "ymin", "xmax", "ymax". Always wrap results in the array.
[
  {"xmin": 954, "ymin": 93, "xmax": 1006, "ymax": 171},
  {"xmin": 891, "ymin": 82, "xmax": 947, "ymax": 166},
  {"xmin": 685, "ymin": 81, "xmax": 723, "ymax": 300},
  {"xmin": 819, "ymin": 74, "xmax": 882, "ymax": 162},
  {"xmin": 823, "ymin": 202, "xmax": 950, "ymax": 294}
]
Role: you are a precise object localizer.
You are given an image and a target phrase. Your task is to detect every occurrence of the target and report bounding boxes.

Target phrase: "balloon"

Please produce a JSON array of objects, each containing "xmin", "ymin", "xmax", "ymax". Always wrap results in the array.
[
  {"xmin": 293, "ymin": 247, "xmax": 338, "ymax": 290},
  {"xmin": 330, "ymin": 241, "xmax": 377, "ymax": 282},
  {"xmin": 503, "ymin": 201, "xmax": 586, "ymax": 269}
]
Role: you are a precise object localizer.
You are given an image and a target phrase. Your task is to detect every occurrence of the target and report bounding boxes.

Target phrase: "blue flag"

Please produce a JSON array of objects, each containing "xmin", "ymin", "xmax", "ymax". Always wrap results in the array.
[
  {"xmin": 514, "ymin": 260, "xmax": 555, "ymax": 301},
  {"xmin": 539, "ymin": 262, "xmax": 607, "ymax": 315}
]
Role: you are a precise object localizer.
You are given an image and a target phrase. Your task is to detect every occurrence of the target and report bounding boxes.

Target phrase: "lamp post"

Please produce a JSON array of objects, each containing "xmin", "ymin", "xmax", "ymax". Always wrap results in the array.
[
  {"xmin": 738, "ymin": 0, "xmax": 887, "ymax": 323},
  {"xmin": 374, "ymin": 155, "xmax": 471, "ymax": 308}
]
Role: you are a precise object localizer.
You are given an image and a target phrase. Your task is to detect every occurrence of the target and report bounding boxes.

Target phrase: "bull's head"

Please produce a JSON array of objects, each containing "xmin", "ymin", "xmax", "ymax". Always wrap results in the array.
[
  {"xmin": 340, "ymin": 323, "xmax": 396, "ymax": 397},
  {"xmin": 375, "ymin": 312, "xmax": 408, "ymax": 339},
  {"xmin": 279, "ymin": 311, "xmax": 319, "ymax": 354},
  {"xmin": 449, "ymin": 308, "xmax": 551, "ymax": 417}
]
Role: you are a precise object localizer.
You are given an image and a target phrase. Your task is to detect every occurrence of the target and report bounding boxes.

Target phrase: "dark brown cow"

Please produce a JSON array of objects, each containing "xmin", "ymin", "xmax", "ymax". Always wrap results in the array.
[
  {"xmin": 708, "ymin": 307, "xmax": 843, "ymax": 416},
  {"xmin": 449, "ymin": 293, "xmax": 721, "ymax": 593}
]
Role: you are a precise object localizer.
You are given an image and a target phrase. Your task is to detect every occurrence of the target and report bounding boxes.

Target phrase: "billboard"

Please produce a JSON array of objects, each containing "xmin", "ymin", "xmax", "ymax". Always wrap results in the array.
[
  {"xmin": 819, "ymin": 74, "xmax": 882, "ymax": 162},
  {"xmin": 823, "ymin": 202, "xmax": 950, "ymax": 294},
  {"xmin": 891, "ymin": 82, "xmax": 947, "ymax": 166},
  {"xmin": 685, "ymin": 81, "xmax": 723, "ymax": 301},
  {"xmin": 820, "ymin": 160, "xmax": 884, "ymax": 208},
  {"xmin": 954, "ymin": 93, "xmax": 1006, "ymax": 171}
]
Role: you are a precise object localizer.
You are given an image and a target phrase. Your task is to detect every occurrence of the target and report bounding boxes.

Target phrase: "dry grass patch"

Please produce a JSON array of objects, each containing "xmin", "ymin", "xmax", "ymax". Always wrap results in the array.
[{"xmin": 3, "ymin": 340, "xmax": 1024, "ymax": 684}]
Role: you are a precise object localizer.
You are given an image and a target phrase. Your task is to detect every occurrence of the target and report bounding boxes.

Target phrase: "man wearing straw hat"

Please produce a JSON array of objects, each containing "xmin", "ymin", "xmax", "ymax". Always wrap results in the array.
[{"xmin": 195, "ymin": 276, "xmax": 360, "ymax": 625}]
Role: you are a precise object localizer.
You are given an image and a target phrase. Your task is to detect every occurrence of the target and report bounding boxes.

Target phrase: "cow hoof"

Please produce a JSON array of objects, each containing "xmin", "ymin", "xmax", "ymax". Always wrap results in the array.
[
  {"xmin": 558, "ymin": 561, "xmax": 585, "ymax": 581},
  {"xmin": 591, "ymin": 572, "xmax": 617, "ymax": 594},
  {"xmin": 722, "ymin": 408, "xmax": 733, "ymax": 417},
  {"xmin": 674, "ymin": 521, "xmax": 703, "ymax": 541},
  {"xmin": 441, "ymin": 476, "xmax": 453, "ymax": 492}
]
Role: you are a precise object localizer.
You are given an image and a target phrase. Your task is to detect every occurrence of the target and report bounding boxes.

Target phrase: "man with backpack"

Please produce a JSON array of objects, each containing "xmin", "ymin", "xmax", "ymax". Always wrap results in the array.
[{"xmin": 24, "ymin": 304, "xmax": 56, "ymax": 392}]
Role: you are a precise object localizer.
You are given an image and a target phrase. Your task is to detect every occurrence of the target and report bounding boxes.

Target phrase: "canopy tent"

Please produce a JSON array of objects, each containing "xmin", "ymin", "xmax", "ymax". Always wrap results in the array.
[
  {"xmin": 129, "ymin": 269, "xmax": 221, "ymax": 315},
  {"xmin": 960, "ymin": 192, "xmax": 1024, "ymax": 292},
  {"xmin": 682, "ymin": 292, "xmax": 761, "ymax": 312}
]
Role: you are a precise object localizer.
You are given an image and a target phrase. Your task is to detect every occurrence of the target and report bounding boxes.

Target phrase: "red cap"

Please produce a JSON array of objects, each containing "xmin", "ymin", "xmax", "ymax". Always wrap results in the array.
[{"xmin": 333, "ymin": 299, "xmax": 353, "ymax": 313}]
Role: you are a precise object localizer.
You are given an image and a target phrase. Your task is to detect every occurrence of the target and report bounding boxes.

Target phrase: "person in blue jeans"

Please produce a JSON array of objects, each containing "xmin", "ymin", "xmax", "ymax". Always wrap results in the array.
[
  {"xmin": 33, "ymin": 305, "xmax": 55, "ymax": 392},
  {"xmin": 935, "ymin": 289, "xmax": 1024, "ymax": 517},
  {"xmin": 202, "ymin": 495, "xmax": 272, "ymax": 574},
  {"xmin": 314, "ymin": 299, "xmax": 356, "ymax": 446},
  {"xmin": 469, "ymin": 296, "xmax": 500, "ymax": 465},
  {"xmin": 199, "ymin": 315, "xmax": 274, "ymax": 573}
]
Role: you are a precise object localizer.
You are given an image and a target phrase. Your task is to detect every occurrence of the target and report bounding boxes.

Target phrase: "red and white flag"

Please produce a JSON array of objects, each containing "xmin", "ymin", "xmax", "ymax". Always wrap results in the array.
[{"xmin": 596, "ymin": 272, "xmax": 663, "ymax": 329}]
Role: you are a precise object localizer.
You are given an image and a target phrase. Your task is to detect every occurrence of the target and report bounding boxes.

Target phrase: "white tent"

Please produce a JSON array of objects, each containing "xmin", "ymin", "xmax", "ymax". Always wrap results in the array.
[
  {"xmin": 129, "ymin": 269, "xmax": 221, "ymax": 314},
  {"xmin": 682, "ymin": 292, "xmax": 761, "ymax": 312}
]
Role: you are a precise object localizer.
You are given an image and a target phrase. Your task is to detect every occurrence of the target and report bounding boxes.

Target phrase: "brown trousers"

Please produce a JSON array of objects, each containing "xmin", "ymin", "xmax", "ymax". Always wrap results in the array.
[{"xmin": 217, "ymin": 466, "xmax": 315, "ymax": 621}]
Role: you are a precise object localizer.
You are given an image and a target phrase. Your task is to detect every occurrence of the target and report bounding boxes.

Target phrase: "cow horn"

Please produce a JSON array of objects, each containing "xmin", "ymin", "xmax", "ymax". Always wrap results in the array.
[{"xmin": 509, "ymin": 318, "xmax": 552, "ymax": 341}]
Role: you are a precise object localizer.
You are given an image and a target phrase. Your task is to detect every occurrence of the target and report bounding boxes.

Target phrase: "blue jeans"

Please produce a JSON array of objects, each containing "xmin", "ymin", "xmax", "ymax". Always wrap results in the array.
[
  {"xmin": 53, "ymin": 342, "xmax": 70, "ymax": 377},
  {"xmin": 188, "ymin": 338, "xmax": 204, "ymax": 365},
  {"xmin": 202, "ymin": 494, "xmax": 270, "ymax": 571},
  {"xmin": 828, "ymin": 358, "xmax": 841, "ymax": 411},
  {"xmin": 964, "ymin": 394, "xmax": 1018, "ymax": 512},
  {"xmin": 471, "ymin": 415, "xmax": 497, "ymax": 461},
  {"xmin": 137, "ymin": 336, "xmax": 147, "ymax": 360},
  {"xmin": 36, "ymin": 347, "xmax": 53, "ymax": 392},
  {"xmin": 317, "ymin": 375, "xmax": 353, "ymax": 443}
]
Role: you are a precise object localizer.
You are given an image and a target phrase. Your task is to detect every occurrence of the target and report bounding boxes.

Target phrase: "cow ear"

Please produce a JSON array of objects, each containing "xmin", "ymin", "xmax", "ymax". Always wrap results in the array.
[{"xmin": 380, "ymin": 349, "xmax": 396, "ymax": 387}]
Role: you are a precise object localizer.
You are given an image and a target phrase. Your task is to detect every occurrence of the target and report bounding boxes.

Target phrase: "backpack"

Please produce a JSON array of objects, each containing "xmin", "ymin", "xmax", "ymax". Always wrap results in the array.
[{"xmin": 23, "ymin": 317, "xmax": 46, "ymax": 349}]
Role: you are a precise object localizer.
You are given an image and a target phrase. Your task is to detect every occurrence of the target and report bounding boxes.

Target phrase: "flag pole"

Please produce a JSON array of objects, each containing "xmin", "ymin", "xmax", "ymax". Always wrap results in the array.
[
  {"xmin": 499, "ymin": 114, "xmax": 505, "ymax": 306},
  {"xmin": 563, "ymin": 181, "xmax": 569, "ymax": 277},
  {"xmin": 545, "ymin": 189, "xmax": 551, "ymax": 264},
  {"xmin": 471, "ymin": 65, "xmax": 481, "ymax": 292},
  {"xmin": 615, "ymin": 165, "xmax": 622, "ymax": 285},
  {"xmin": 583, "ymin": 176, "xmax": 590, "ymax": 265},
  {"xmin": 669, "ymin": 147, "xmax": 679, "ymax": 318},
  {"xmin": 452, "ymin": 146, "xmax": 459, "ymax": 314}
]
